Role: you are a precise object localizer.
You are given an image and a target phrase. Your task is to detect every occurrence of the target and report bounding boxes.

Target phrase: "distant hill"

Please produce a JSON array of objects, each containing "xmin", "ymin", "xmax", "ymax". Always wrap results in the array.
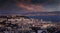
[{"xmin": 28, "ymin": 16, "xmax": 60, "ymax": 22}]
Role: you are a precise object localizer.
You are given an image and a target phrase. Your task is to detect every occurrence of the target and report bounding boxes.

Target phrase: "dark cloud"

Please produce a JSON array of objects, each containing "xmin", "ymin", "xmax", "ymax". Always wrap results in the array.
[
  {"xmin": 17, "ymin": 0, "xmax": 60, "ymax": 5},
  {"xmin": 0, "ymin": 0, "xmax": 60, "ymax": 14},
  {"xmin": 0, "ymin": 0, "xmax": 8, "ymax": 3},
  {"xmin": 17, "ymin": 0, "xmax": 60, "ymax": 12},
  {"xmin": 0, "ymin": 0, "xmax": 25, "ymax": 14},
  {"xmin": 0, "ymin": 0, "xmax": 23, "ymax": 11}
]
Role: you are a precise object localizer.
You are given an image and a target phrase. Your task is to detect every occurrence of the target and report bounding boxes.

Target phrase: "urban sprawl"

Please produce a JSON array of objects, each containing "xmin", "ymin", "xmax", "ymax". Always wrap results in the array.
[{"xmin": 0, "ymin": 15, "xmax": 60, "ymax": 33}]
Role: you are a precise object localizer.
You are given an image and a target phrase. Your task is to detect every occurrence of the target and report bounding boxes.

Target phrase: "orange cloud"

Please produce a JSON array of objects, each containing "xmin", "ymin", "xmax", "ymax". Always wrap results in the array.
[
  {"xmin": 18, "ymin": 3, "xmax": 47, "ymax": 12},
  {"xmin": 17, "ymin": 0, "xmax": 47, "ymax": 12}
]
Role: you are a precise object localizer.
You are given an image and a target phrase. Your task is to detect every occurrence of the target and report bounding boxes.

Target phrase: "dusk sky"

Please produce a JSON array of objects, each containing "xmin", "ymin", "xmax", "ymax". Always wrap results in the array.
[{"xmin": 0, "ymin": 0, "xmax": 60, "ymax": 14}]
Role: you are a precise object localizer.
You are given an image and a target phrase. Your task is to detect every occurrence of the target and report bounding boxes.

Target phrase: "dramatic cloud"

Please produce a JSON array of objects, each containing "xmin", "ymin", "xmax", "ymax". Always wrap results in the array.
[
  {"xmin": 0, "ymin": 0, "xmax": 60, "ymax": 14},
  {"xmin": 18, "ymin": 3, "xmax": 47, "ymax": 12},
  {"xmin": 17, "ymin": 0, "xmax": 60, "ymax": 12}
]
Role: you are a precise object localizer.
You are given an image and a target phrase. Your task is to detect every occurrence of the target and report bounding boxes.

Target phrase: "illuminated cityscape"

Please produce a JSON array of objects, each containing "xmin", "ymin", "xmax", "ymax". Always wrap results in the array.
[{"xmin": 0, "ymin": 15, "xmax": 60, "ymax": 33}]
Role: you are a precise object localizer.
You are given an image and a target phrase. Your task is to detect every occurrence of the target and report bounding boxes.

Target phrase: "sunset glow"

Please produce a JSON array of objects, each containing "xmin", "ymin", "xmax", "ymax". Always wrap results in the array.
[{"xmin": 18, "ymin": 3, "xmax": 47, "ymax": 12}]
